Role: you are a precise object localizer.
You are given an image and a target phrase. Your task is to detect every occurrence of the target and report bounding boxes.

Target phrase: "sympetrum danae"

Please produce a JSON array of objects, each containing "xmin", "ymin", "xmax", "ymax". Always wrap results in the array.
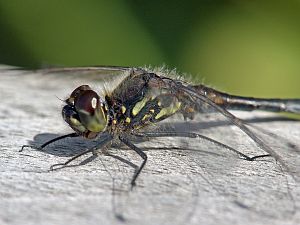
[{"xmin": 21, "ymin": 66, "xmax": 300, "ymax": 187}]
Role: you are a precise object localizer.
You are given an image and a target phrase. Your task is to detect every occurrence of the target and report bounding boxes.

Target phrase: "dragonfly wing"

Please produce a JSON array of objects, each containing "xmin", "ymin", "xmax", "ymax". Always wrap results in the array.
[
  {"xmin": 175, "ymin": 82, "xmax": 299, "ymax": 180},
  {"xmin": 37, "ymin": 66, "xmax": 137, "ymax": 80},
  {"xmin": 37, "ymin": 65, "xmax": 132, "ymax": 74},
  {"xmin": 8, "ymin": 65, "xmax": 147, "ymax": 82}
]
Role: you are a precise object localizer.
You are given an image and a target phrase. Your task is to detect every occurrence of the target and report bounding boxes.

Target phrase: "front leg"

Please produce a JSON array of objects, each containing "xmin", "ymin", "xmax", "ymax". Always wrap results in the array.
[{"xmin": 20, "ymin": 132, "xmax": 79, "ymax": 152}]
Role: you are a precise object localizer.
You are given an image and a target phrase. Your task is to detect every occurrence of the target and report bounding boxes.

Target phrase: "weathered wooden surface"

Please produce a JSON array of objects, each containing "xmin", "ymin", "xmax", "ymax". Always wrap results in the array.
[{"xmin": 0, "ymin": 67, "xmax": 299, "ymax": 225}]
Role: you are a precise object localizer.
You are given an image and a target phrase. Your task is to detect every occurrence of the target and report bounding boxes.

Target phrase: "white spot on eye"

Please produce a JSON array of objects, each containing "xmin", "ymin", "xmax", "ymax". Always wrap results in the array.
[{"xmin": 91, "ymin": 97, "xmax": 97, "ymax": 109}]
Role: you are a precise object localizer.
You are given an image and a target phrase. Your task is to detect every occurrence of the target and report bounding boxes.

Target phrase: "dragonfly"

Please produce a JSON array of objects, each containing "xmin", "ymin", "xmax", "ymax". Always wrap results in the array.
[{"xmin": 21, "ymin": 66, "xmax": 300, "ymax": 187}]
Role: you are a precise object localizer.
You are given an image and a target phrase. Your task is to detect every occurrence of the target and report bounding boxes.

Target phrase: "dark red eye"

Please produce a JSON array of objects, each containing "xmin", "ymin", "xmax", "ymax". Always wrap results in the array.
[
  {"xmin": 66, "ymin": 85, "xmax": 92, "ymax": 105},
  {"xmin": 70, "ymin": 85, "xmax": 91, "ymax": 98},
  {"xmin": 74, "ymin": 90, "xmax": 100, "ymax": 115}
]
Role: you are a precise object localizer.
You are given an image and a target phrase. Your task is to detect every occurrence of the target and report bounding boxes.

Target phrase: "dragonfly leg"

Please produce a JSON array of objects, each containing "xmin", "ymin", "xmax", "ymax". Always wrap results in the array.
[
  {"xmin": 134, "ymin": 131, "xmax": 271, "ymax": 161},
  {"xmin": 20, "ymin": 132, "xmax": 79, "ymax": 152},
  {"xmin": 50, "ymin": 133, "xmax": 113, "ymax": 170},
  {"xmin": 50, "ymin": 148, "xmax": 95, "ymax": 171},
  {"xmin": 119, "ymin": 136, "xmax": 147, "ymax": 188}
]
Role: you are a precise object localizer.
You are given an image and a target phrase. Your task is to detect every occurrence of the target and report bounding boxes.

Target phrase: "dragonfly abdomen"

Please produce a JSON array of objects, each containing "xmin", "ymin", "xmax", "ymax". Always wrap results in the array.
[{"xmin": 192, "ymin": 84, "xmax": 300, "ymax": 113}]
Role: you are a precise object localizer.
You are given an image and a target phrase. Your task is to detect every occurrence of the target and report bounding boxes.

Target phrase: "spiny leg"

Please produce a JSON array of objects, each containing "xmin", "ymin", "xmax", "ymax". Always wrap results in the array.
[
  {"xmin": 20, "ymin": 132, "xmax": 78, "ymax": 152},
  {"xmin": 50, "ymin": 133, "xmax": 113, "ymax": 170},
  {"xmin": 134, "ymin": 131, "xmax": 270, "ymax": 161},
  {"xmin": 41, "ymin": 133, "xmax": 79, "ymax": 148},
  {"xmin": 119, "ymin": 136, "xmax": 147, "ymax": 188},
  {"xmin": 50, "ymin": 148, "xmax": 95, "ymax": 170}
]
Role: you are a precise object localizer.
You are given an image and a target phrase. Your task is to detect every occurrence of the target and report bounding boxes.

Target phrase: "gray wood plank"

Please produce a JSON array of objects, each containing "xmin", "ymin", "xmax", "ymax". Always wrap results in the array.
[{"xmin": 0, "ymin": 67, "xmax": 299, "ymax": 225}]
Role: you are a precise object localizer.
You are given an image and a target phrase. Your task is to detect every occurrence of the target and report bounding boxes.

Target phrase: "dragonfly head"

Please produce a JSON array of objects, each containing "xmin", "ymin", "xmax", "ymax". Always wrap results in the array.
[{"xmin": 62, "ymin": 85, "xmax": 107, "ymax": 138}]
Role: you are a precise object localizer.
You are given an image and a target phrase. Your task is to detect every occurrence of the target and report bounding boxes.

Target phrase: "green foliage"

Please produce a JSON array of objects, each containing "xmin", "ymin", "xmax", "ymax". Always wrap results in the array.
[{"xmin": 0, "ymin": 0, "xmax": 300, "ymax": 97}]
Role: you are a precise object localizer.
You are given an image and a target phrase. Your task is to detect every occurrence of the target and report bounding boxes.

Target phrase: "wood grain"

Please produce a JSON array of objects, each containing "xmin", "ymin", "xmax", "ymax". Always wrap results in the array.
[{"xmin": 0, "ymin": 67, "xmax": 299, "ymax": 225}]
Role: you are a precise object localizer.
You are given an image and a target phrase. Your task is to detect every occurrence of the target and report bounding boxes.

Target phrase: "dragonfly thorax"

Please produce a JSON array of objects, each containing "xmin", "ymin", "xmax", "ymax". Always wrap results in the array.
[{"xmin": 104, "ymin": 77, "xmax": 182, "ymax": 132}]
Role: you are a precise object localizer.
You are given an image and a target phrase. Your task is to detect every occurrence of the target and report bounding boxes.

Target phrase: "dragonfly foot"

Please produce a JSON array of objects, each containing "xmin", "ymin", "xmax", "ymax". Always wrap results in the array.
[
  {"xmin": 19, "ymin": 145, "xmax": 42, "ymax": 152},
  {"xmin": 248, "ymin": 154, "xmax": 271, "ymax": 161},
  {"xmin": 49, "ymin": 163, "xmax": 66, "ymax": 171}
]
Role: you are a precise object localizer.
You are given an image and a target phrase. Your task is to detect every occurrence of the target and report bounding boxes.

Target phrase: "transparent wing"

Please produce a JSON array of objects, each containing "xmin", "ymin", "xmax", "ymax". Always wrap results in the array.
[
  {"xmin": 175, "ymin": 82, "xmax": 299, "ymax": 178},
  {"xmin": 37, "ymin": 65, "xmax": 132, "ymax": 74},
  {"xmin": 36, "ymin": 65, "xmax": 135, "ymax": 80},
  {"xmin": 7, "ymin": 65, "xmax": 144, "ymax": 82}
]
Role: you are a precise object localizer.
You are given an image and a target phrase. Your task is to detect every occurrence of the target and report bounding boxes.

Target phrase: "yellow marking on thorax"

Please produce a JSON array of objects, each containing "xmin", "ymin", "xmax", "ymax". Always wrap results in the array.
[
  {"xmin": 132, "ymin": 97, "xmax": 149, "ymax": 116},
  {"xmin": 112, "ymin": 119, "xmax": 117, "ymax": 125},
  {"xmin": 125, "ymin": 117, "xmax": 131, "ymax": 123},
  {"xmin": 155, "ymin": 102, "xmax": 182, "ymax": 120},
  {"xmin": 121, "ymin": 105, "xmax": 126, "ymax": 114},
  {"xmin": 142, "ymin": 114, "xmax": 151, "ymax": 121}
]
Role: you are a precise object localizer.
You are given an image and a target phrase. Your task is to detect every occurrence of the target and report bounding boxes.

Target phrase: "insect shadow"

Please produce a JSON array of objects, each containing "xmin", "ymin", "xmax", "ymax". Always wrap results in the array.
[{"xmin": 23, "ymin": 114, "xmax": 297, "ymax": 158}]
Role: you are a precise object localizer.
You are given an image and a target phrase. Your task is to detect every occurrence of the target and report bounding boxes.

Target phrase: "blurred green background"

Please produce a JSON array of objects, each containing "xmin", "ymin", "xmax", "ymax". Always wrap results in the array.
[{"xmin": 0, "ymin": 0, "xmax": 300, "ymax": 97}]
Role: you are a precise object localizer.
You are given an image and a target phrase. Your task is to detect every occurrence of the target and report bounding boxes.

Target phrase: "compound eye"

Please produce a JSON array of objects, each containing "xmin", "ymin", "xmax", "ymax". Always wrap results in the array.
[
  {"xmin": 74, "ymin": 90, "xmax": 100, "ymax": 115},
  {"xmin": 62, "ymin": 105, "xmax": 86, "ymax": 133},
  {"xmin": 66, "ymin": 85, "xmax": 92, "ymax": 105},
  {"xmin": 73, "ymin": 89, "xmax": 107, "ymax": 133}
]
